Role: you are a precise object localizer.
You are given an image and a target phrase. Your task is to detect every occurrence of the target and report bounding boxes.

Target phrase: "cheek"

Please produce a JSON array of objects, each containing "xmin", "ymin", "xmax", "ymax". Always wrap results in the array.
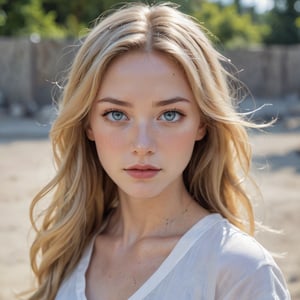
[
  {"xmin": 96, "ymin": 132, "xmax": 123, "ymax": 147},
  {"xmin": 161, "ymin": 129, "xmax": 197, "ymax": 160},
  {"xmin": 165, "ymin": 119, "xmax": 200, "ymax": 146},
  {"xmin": 92, "ymin": 129, "xmax": 125, "ymax": 163}
]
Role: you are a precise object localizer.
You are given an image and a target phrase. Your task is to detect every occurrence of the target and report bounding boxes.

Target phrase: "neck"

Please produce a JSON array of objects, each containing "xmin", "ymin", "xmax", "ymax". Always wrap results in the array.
[{"xmin": 105, "ymin": 179, "xmax": 207, "ymax": 246}]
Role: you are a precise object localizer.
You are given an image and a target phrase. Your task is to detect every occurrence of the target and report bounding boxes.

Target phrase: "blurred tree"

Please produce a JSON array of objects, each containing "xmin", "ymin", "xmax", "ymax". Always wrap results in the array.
[
  {"xmin": 192, "ymin": 1, "xmax": 270, "ymax": 48},
  {"xmin": 0, "ymin": 0, "xmax": 30, "ymax": 35},
  {"xmin": 41, "ymin": 0, "xmax": 123, "ymax": 36},
  {"xmin": 4, "ymin": 0, "xmax": 297, "ymax": 48},
  {"xmin": 41, "ymin": 0, "xmax": 194, "ymax": 36},
  {"xmin": 264, "ymin": 0, "xmax": 300, "ymax": 44},
  {"xmin": 234, "ymin": 0, "xmax": 242, "ymax": 13},
  {"xmin": 0, "ymin": 0, "xmax": 193, "ymax": 37},
  {"xmin": 0, "ymin": 0, "xmax": 64, "ymax": 37}
]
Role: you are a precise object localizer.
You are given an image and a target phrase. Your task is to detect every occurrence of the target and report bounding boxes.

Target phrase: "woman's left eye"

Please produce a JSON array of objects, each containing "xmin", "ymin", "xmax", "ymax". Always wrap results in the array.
[{"xmin": 159, "ymin": 110, "xmax": 183, "ymax": 122}]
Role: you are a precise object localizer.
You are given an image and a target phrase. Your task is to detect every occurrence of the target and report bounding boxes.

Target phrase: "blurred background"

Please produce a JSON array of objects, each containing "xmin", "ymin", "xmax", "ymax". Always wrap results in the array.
[
  {"xmin": 0, "ymin": 0, "xmax": 300, "ymax": 116},
  {"xmin": 0, "ymin": 0, "xmax": 299, "ymax": 299}
]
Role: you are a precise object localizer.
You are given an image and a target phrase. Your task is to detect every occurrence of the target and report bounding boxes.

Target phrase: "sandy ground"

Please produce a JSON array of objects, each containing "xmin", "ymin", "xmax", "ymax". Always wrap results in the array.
[{"xmin": 0, "ymin": 115, "xmax": 299, "ymax": 299}]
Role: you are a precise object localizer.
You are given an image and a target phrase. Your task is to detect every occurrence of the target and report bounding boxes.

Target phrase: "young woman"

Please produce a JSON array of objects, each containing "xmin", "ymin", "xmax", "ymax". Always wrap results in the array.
[{"xmin": 28, "ymin": 3, "xmax": 290, "ymax": 300}]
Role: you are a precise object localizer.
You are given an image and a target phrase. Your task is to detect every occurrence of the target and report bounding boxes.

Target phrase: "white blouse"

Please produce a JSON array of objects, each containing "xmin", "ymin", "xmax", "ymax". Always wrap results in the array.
[{"xmin": 55, "ymin": 213, "xmax": 290, "ymax": 299}]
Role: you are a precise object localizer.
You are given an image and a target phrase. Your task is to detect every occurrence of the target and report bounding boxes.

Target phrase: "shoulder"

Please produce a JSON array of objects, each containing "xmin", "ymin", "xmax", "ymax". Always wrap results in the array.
[
  {"xmin": 217, "ymin": 221, "xmax": 274, "ymax": 269},
  {"xmin": 190, "ymin": 215, "xmax": 280, "ymax": 278},
  {"xmin": 211, "ymin": 218, "xmax": 290, "ymax": 299},
  {"xmin": 192, "ymin": 214, "xmax": 274, "ymax": 265}
]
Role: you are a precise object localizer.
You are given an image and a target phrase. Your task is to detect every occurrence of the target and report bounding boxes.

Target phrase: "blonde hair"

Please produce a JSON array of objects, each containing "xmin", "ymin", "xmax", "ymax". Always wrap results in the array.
[{"xmin": 29, "ymin": 3, "xmax": 261, "ymax": 299}]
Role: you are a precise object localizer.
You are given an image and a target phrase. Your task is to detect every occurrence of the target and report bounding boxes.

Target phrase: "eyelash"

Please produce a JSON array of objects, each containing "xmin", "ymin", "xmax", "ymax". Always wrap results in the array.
[
  {"xmin": 102, "ymin": 109, "xmax": 128, "ymax": 121},
  {"xmin": 101, "ymin": 109, "xmax": 185, "ymax": 123},
  {"xmin": 159, "ymin": 109, "xmax": 185, "ymax": 122}
]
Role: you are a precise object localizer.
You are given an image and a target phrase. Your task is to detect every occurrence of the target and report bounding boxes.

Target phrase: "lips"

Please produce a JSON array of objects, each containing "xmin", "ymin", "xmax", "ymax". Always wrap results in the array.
[{"xmin": 124, "ymin": 165, "xmax": 161, "ymax": 179}]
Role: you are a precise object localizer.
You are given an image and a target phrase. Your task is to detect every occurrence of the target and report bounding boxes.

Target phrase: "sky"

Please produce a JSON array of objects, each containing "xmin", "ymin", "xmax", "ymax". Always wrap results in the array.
[
  {"xmin": 214, "ymin": 0, "xmax": 275, "ymax": 13},
  {"xmin": 241, "ymin": 0, "xmax": 274, "ymax": 12}
]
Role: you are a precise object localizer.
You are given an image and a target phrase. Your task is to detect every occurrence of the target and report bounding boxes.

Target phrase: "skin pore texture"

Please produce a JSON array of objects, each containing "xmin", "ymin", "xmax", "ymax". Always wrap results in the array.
[{"xmin": 85, "ymin": 50, "xmax": 209, "ymax": 300}]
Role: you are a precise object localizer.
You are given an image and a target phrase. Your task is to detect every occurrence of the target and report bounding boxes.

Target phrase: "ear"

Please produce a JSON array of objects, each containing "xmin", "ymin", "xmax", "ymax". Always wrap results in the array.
[
  {"xmin": 195, "ymin": 123, "xmax": 206, "ymax": 141},
  {"xmin": 86, "ymin": 126, "xmax": 95, "ymax": 141}
]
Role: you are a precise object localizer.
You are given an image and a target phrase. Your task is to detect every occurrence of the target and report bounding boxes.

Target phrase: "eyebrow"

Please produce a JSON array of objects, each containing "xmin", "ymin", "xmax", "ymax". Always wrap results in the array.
[{"xmin": 97, "ymin": 97, "xmax": 190, "ymax": 107}]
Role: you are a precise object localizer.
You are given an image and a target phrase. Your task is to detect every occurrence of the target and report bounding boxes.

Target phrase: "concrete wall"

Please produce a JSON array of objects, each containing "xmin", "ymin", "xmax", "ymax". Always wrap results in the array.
[
  {"xmin": 0, "ymin": 38, "xmax": 32, "ymax": 106},
  {"xmin": 224, "ymin": 45, "xmax": 300, "ymax": 98},
  {"xmin": 0, "ymin": 38, "xmax": 299, "ymax": 113},
  {"xmin": 0, "ymin": 37, "xmax": 76, "ymax": 112}
]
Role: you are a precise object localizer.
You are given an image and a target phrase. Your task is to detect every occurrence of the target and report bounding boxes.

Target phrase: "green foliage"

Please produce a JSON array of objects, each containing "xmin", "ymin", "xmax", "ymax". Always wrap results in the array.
[
  {"xmin": 0, "ymin": 0, "xmax": 30, "ymax": 36},
  {"xmin": 0, "ymin": 0, "xmax": 298, "ymax": 46},
  {"xmin": 0, "ymin": 0, "xmax": 193, "ymax": 38},
  {"xmin": 0, "ymin": 0, "xmax": 64, "ymax": 37},
  {"xmin": 40, "ymin": 0, "xmax": 146, "ymax": 37},
  {"xmin": 263, "ymin": 0, "xmax": 300, "ymax": 44},
  {"xmin": 20, "ymin": 0, "xmax": 65, "ymax": 37},
  {"xmin": 192, "ymin": 2, "xmax": 270, "ymax": 49}
]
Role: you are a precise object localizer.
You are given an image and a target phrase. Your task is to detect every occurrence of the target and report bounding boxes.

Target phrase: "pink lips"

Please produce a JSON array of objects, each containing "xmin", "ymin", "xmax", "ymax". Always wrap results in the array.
[{"xmin": 124, "ymin": 165, "xmax": 161, "ymax": 179}]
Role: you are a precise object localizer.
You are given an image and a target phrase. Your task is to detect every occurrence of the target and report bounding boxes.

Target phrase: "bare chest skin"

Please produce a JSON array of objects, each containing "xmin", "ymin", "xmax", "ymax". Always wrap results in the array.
[
  {"xmin": 85, "ymin": 234, "xmax": 180, "ymax": 300},
  {"xmin": 85, "ymin": 200, "xmax": 209, "ymax": 300}
]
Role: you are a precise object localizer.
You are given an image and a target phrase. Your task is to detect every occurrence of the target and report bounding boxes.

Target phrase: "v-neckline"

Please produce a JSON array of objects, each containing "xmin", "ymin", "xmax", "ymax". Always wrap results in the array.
[
  {"xmin": 80, "ymin": 213, "xmax": 222, "ymax": 300},
  {"xmin": 128, "ymin": 213, "xmax": 221, "ymax": 299}
]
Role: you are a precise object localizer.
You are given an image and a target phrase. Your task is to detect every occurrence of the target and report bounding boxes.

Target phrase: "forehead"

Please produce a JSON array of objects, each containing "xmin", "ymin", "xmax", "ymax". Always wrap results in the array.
[
  {"xmin": 98, "ymin": 50, "xmax": 195, "ymax": 102},
  {"xmin": 105, "ymin": 50, "xmax": 180, "ymax": 74}
]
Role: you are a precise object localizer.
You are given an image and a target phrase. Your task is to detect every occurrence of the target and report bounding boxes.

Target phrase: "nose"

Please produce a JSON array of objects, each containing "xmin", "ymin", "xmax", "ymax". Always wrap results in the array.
[{"xmin": 131, "ymin": 121, "xmax": 155, "ymax": 156}]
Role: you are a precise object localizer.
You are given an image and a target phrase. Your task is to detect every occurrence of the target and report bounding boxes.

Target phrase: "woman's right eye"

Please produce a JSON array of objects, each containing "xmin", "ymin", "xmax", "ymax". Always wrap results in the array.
[{"xmin": 102, "ymin": 110, "xmax": 128, "ymax": 122}]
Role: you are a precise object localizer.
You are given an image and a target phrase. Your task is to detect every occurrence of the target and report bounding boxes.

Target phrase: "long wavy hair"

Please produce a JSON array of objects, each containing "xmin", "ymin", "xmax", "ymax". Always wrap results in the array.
[{"xmin": 28, "ymin": 3, "xmax": 263, "ymax": 299}]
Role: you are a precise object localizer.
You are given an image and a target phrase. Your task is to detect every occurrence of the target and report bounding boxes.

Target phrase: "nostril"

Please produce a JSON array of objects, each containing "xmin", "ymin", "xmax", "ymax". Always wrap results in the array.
[{"xmin": 132, "ymin": 143, "xmax": 155, "ymax": 155}]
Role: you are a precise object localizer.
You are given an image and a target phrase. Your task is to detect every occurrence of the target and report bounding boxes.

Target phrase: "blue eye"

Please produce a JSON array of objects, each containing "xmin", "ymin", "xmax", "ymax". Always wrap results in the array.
[
  {"xmin": 160, "ymin": 110, "xmax": 183, "ymax": 122},
  {"xmin": 103, "ymin": 110, "xmax": 128, "ymax": 121}
]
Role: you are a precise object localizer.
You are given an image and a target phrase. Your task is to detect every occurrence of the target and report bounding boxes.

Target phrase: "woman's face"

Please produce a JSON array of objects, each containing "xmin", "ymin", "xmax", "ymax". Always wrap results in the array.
[{"xmin": 87, "ymin": 50, "xmax": 206, "ymax": 200}]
